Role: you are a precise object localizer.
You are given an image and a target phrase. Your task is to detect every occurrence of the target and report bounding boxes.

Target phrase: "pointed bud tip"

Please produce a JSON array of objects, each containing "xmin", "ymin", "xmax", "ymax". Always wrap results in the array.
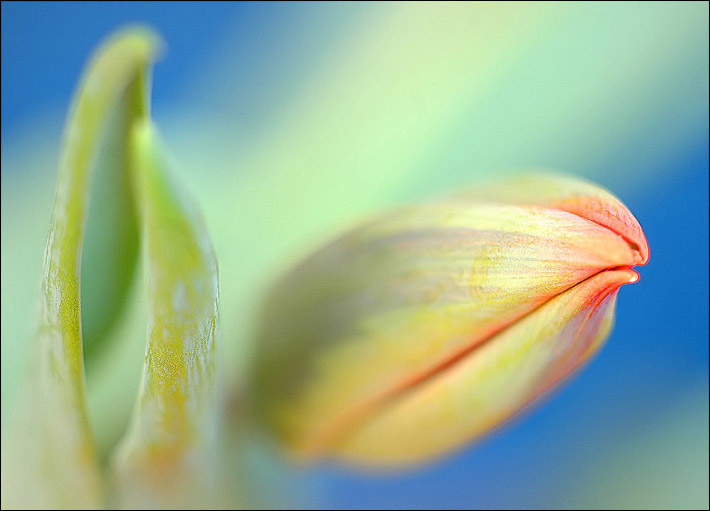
[
  {"xmin": 456, "ymin": 172, "xmax": 650, "ymax": 267},
  {"xmin": 572, "ymin": 268, "xmax": 639, "ymax": 327},
  {"xmin": 550, "ymin": 194, "xmax": 649, "ymax": 267},
  {"xmin": 626, "ymin": 268, "xmax": 640, "ymax": 284}
]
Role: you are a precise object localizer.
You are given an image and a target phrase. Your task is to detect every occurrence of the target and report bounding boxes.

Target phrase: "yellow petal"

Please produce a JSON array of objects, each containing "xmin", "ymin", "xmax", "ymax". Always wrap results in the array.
[
  {"xmin": 251, "ymin": 173, "xmax": 647, "ymax": 466},
  {"xmin": 337, "ymin": 268, "xmax": 638, "ymax": 465}
]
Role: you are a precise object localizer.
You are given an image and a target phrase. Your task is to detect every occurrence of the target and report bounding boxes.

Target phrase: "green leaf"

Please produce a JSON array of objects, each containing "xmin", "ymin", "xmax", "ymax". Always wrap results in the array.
[
  {"xmin": 112, "ymin": 120, "xmax": 220, "ymax": 508},
  {"xmin": 80, "ymin": 85, "xmax": 142, "ymax": 365},
  {"xmin": 0, "ymin": 28, "xmax": 160, "ymax": 509},
  {"xmin": 1, "ymin": 26, "xmax": 223, "ymax": 508}
]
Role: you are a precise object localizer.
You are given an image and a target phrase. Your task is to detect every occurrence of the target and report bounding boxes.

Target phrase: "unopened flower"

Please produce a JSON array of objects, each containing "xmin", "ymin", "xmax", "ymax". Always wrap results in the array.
[{"xmin": 251, "ymin": 173, "xmax": 649, "ymax": 467}]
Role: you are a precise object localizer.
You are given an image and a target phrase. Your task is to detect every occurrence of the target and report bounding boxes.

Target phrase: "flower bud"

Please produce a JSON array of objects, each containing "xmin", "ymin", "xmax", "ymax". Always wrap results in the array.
[{"xmin": 251, "ymin": 172, "xmax": 648, "ymax": 467}]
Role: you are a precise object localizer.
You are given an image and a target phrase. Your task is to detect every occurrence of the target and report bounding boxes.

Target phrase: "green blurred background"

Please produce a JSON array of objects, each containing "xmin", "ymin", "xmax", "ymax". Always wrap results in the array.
[{"xmin": 2, "ymin": 2, "xmax": 708, "ymax": 508}]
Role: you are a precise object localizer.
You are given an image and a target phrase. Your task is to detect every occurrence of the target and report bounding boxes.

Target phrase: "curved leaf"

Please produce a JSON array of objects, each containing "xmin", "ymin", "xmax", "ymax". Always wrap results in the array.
[
  {"xmin": 0, "ymin": 28, "xmax": 160, "ymax": 509},
  {"xmin": 112, "ymin": 120, "xmax": 220, "ymax": 508}
]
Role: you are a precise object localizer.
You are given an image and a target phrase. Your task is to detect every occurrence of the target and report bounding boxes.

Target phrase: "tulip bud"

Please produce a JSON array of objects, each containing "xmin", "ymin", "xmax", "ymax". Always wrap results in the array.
[{"xmin": 251, "ymin": 172, "xmax": 648, "ymax": 467}]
